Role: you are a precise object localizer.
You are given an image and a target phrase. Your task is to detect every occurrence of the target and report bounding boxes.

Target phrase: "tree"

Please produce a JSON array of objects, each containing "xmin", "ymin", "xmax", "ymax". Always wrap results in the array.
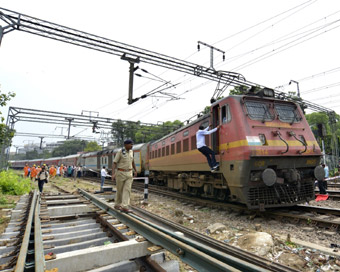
[
  {"xmin": 229, "ymin": 85, "xmax": 249, "ymax": 96},
  {"xmin": 26, "ymin": 149, "xmax": 39, "ymax": 160},
  {"xmin": 111, "ymin": 119, "xmax": 183, "ymax": 145},
  {"xmin": 0, "ymin": 86, "xmax": 15, "ymax": 146},
  {"xmin": 84, "ymin": 141, "xmax": 102, "ymax": 152},
  {"xmin": 52, "ymin": 140, "xmax": 86, "ymax": 157},
  {"xmin": 305, "ymin": 112, "xmax": 340, "ymax": 156}
]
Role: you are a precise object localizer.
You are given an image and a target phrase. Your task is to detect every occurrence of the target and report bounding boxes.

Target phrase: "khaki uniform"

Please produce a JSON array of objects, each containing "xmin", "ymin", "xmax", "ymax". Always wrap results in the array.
[{"xmin": 113, "ymin": 148, "xmax": 134, "ymax": 207}]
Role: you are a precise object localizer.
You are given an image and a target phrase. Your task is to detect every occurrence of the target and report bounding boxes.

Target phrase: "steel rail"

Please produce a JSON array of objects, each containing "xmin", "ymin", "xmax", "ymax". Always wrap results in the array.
[
  {"xmin": 78, "ymin": 188, "xmax": 269, "ymax": 272},
  {"xmin": 34, "ymin": 193, "xmax": 45, "ymax": 272},
  {"xmin": 130, "ymin": 206, "xmax": 299, "ymax": 272},
  {"xmin": 14, "ymin": 190, "xmax": 37, "ymax": 272}
]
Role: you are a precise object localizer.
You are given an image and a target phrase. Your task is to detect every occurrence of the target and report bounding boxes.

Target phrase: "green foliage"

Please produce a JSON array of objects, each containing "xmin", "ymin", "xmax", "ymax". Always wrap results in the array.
[
  {"xmin": 0, "ymin": 170, "xmax": 32, "ymax": 195},
  {"xmin": 229, "ymin": 85, "xmax": 249, "ymax": 95},
  {"xmin": 112, "ymin": 119, "xmax": 183, "ymax": 146},
  {"xmin": 0, "ymin": 194, "xmax": 7, "ymax": 204},
  {"xmin": 84, "ymin": 141, "xmax": 102, "ymax": 152},
  {"xmin": 26, "ymin": 149, "xmax": 39, "ymax": 160},
  {"xmin": 0, "ymin": 85, "xmax": 15, "ymax": 147},
  {"xmin": 41, "ymin": 149, "xmax": 52, "ymax": 159},
  {"xmin": 305, "ymin": 112, "xmax": 340, "ymax": 155},
  {"xmin": 52, "ymin": 140, "xmax": 86, "ymax": 157}
]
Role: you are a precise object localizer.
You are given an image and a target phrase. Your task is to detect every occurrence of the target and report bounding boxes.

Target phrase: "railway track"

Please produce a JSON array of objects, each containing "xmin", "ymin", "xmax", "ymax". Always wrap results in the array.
[
  {"xmin": 0, "ymin": 182, "xmax": 300, "ymax": 272},
  {"xmin": 82, "ymin": 176, "xmax": 340, "ymax": 232}
]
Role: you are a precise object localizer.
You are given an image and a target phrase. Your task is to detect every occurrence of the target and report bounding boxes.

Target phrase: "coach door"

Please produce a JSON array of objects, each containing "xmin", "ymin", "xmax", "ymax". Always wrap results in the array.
[{"xmin": 211, "ymin": 105, "xmax": 220, "ymax": 153}]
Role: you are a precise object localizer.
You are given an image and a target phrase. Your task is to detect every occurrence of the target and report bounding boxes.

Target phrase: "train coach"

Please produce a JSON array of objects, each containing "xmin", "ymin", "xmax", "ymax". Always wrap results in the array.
[
  {"xmin": 148, "ymin": 89, "xmax": 324, "ymax": 210},
  {"xmin": 82, "ymin": 144, "xmax": 148, "ymax": 176}
]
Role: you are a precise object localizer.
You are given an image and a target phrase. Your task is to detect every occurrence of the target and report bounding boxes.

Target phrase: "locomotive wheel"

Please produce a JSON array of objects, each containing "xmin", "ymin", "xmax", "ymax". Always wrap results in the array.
[
  {"xmin": 190, "ymin": 187, "xmax": 200, "ymax": 197},
  {"xmin": 216, "ymin": 189, "xmax": 227, "ymax": 201}
]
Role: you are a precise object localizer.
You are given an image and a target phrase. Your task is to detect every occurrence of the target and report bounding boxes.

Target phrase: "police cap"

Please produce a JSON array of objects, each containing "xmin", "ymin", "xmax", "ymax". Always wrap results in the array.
[{"xmin": 124, "ymin": 139, "xmax": 134, "ymax": 145}]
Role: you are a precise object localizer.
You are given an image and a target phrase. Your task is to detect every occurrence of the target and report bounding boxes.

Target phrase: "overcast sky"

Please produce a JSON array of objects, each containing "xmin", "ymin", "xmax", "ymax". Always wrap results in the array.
[{"xmin": 1, "ymin": 0, "xmax": 340, "ymax": 150}]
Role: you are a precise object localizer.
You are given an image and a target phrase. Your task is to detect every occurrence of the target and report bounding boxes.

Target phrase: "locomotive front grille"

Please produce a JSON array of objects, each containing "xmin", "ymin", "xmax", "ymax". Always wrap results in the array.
[{"xmin": 247, "ymin": 181, "xmax": 314, "ymax": 209}]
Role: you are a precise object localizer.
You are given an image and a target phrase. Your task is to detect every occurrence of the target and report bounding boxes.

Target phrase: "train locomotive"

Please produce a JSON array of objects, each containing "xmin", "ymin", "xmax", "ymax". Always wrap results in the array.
[
  {"xmin": 10, "ymin": 89, "xmax": 324, "ymax": 210},
  {"xmin": 149, "ymin": 88, "xmax": 324, "ymax": 210}
]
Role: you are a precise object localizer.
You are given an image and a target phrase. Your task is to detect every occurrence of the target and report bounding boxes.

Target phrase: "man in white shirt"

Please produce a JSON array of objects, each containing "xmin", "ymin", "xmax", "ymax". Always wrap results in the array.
[
  {"xmin": 196, "ymin": 124, "xmax": 220, "ymax": 172},
  {"xmin": 101, "ymin": 166, "xmax": 107, "ymax": 188}
]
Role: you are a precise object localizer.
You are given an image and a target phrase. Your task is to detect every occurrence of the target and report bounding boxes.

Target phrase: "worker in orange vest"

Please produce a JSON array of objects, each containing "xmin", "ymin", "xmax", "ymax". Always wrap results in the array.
[
  {"xmin": 31, "ymin": 164, "xmax": 37, "ymax": 181},
  {"xmin": 23, "ymin": 164, "xmax": 29, "ymax": 177},
  {"xmin": 59, "ymin": 164, "xmax": 64, "ymax": 177},
  {"xmin": 49, "ymin": 165, "xmax": 56, "ymax": 179}
]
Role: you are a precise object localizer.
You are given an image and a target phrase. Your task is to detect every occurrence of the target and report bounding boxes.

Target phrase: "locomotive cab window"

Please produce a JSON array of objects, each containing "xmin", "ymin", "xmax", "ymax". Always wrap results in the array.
[
  {"xmin": 244, "ymin": 101, "xmax": 274, "ymax": 122},
  {"xmin": 221, "ymin": 104, "xmax": 231, "ymax": 124},
  {"xmin": 274, "ymin": 104, "xmax": 302, "ymax": 123}
]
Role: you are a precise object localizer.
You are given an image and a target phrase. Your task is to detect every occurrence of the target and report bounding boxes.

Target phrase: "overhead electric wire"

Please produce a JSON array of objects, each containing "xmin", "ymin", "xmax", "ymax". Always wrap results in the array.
[
  {"xmin": 90, "ymin": 1, "xmax": 336, "ymax": 124},
  {"xmin": 94, "ymin": 1, "xmax": 320, "ymax": 122},
  {"xmin": 213, "ymin": 0, "xmax": 316, "ymax": 45},
  {"xmin": 223, "ymin": 9, "xmax": 340, "ymax": 65},
  {"xmin": 302, "ymin": 81, "xmax": 340, "ymax": 94},
  {"xmin": 220, "ymin": 0, "xmax": 318, "ymax": 55},
  {"xmin": 230, "ymin": 19, "xmax": 340, "ymax": 72},
  {"xmin": 101, "ymin": 1, "xmax": 318, "ymax": 119}
]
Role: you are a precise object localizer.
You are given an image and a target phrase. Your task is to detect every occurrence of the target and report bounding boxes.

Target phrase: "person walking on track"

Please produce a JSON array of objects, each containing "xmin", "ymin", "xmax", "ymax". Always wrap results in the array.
[{"xmin": 111, "ymin": 139, "xmax": 137, "ymax": 213}]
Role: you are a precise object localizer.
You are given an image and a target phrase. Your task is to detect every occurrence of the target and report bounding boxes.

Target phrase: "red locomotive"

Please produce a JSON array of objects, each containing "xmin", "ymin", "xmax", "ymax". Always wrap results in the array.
[{"xmin": 149, "ymin": 88, "xmax": 324, "ymax": 209}]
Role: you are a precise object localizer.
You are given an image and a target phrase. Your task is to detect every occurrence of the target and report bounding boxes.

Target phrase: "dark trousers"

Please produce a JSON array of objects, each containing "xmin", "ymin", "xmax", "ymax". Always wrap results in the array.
[
  {"xmin": 198, "ymin": 146, "xmax": 217, "ymax": 169},
  {"xmin": 317, "ymin": 180, "xmax": 327, "ymax": 195},
  {"xmin": 38, "ymin": 179, "xmax": 47, "ymax": 193},
  {"xmin": 101, "ymin": 176, "xmax": 105, "ymax": 187}
]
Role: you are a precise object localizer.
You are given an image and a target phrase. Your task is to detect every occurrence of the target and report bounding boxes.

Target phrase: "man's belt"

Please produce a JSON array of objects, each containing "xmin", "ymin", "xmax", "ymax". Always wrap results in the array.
[{"xmin": 117, "ymin": 168, "xmax": 132, "ymax": 172}]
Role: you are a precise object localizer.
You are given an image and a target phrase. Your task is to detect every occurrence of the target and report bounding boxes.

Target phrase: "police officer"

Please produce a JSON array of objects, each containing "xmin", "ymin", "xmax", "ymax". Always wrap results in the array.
[{"xmin": 111, "ymin": 139, "xmax": 137, "ymax": 213}]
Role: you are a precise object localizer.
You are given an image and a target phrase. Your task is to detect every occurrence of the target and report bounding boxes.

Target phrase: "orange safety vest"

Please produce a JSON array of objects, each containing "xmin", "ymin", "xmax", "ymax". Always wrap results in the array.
[
  {"xmin": 31, "ymin": 167, "xmax": 37, "ymax": 178},
  {"xmin": 24, "ymin": 166, "xmax": 29, "ymax": 177}
]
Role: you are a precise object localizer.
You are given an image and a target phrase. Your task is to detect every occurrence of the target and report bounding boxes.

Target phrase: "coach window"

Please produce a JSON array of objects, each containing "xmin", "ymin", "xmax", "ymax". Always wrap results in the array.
[
  {"xmin": 154, "ymin": 150, "xmax": 157, "ymax": 158},
  {"xmin": 221, "ymin": 104, "xmax": 231, "ymax": 123},
  {"xmin": 183, "ymin": 130, "xmax": 189, "ymax": 137},
  {"xmin": 158, "ymin": 149, "xmax": 161, "ymax": 157},
  {"xmin": 171, "ymin": 136, "xmax": 175, "ymax": 142},
  {"xmin": 162, "ymin": 147, "xmax": 165, "ymax": 157},
  {"xmin": 166, "ymin": 145, "xmax": 170, "ymax": 156},
  {"xmin": 191, "ymin": 135, "xmax": 196, "ymax": 150},
  {"xmin": 183, "ymin": 138, "xmax": 189, "ymax": 152},
  {"xmin": 171, "ymin": 143, "xmax": 175, "ymax": 155},
  {"xmin": 176, "ymin": 141, "xmax": 181, "ymax": 153}
]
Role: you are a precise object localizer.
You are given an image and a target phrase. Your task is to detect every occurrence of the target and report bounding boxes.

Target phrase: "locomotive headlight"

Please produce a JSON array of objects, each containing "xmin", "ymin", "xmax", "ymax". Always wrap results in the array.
[
  {"xmin": 262, "ymin": 88, "xmax": 275, "ymax": 97},
  {"xmin": 259, "ymin": 134, "xmax": 267, "ymax": 145}
]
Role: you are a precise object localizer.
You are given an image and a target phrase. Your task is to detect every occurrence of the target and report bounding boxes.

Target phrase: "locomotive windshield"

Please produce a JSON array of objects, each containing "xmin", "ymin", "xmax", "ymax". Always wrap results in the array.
[
  {"xmin": 274, "ymin": 104, "xmax": 302, "ymax": 123},
  {"xmin": 244, "ymin": 101, "xmax": 274, "ymax": 121}
]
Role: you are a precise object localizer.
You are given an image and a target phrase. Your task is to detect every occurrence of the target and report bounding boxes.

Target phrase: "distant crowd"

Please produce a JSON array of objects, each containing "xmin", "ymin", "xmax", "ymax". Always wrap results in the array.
[{"xmin": 23, "ymin": 163, "xmax": 83, "ymax": 181}]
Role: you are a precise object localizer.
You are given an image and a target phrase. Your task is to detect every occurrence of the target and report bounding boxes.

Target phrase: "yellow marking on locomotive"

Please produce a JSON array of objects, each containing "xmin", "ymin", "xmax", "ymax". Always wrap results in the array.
[
  {"xmin": 306, "ymin": 159, "xmax": 317, "ymax": 165},
  {"xmin": 150, "ymin": 139, "xmax": 320, "ymax": 163},
  {"xmin": 221, "ymin": 140, "xmax": 318, "ymax": 149},
  {"xmin": 254, "ymin": 160, "xmax": 265, "ymax": 167},
  {"xmin": 254, "ymin": 149, "xmax": 269, "ymax": 156},
  {"xmin": 264, "ymin": 122, "xmax": 292, "ymax": 128}
]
